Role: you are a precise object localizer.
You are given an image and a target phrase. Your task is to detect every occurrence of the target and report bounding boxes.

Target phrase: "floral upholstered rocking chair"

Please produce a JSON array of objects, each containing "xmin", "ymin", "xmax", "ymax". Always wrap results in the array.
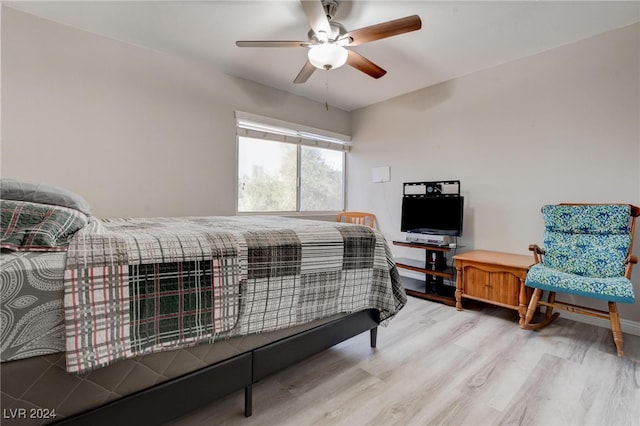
[{"xmin": 521, "ymin": 204, "xmax": 639, "ymax": 356}]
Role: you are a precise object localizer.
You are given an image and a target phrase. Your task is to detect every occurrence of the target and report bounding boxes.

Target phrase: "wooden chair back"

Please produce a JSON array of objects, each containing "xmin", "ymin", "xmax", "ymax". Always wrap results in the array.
[{"xmin": 336, "ymin": 212, "xmax": 376, "ymax": 228}]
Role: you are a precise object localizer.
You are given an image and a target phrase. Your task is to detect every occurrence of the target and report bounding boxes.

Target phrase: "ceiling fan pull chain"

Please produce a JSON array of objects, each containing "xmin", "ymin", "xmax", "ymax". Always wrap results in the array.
[{"xmin": 325, "ymin": 69, "xmax": 329, "ymax": 111}]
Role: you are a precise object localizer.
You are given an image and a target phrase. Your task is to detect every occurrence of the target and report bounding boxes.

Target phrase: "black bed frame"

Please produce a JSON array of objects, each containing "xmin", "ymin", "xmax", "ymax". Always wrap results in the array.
[{"xmin": 54, "ymin": 309, "xmax": 380, "ymax": 425}]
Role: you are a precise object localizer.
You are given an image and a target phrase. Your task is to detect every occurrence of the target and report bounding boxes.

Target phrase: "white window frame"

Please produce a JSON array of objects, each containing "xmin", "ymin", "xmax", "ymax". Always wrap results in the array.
[{"xmin": 235, "ymin": 111, "xmax": 351, "ymax": 215}]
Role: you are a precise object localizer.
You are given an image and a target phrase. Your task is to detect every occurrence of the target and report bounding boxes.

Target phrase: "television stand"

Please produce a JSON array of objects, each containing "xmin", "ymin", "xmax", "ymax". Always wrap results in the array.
[{"xmin": 392, "ymin": 241, "xmax": 457, "ymax": 306}]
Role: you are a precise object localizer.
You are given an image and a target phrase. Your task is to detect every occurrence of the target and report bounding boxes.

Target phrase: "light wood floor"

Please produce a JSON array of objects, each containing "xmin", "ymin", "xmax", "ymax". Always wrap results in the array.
[{"xmin": 169, "ymin": 298, "xmax": 640, "ymax": 426}]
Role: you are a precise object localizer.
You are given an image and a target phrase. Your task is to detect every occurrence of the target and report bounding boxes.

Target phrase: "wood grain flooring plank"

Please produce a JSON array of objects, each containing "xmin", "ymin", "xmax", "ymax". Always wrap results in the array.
[{"xmin": 168, "ymin": 299, "xmax": 640, "ymax": 426}]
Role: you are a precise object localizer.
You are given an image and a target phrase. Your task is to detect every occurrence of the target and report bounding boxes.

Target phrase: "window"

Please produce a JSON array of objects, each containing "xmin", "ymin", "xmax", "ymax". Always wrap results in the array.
[{"xmin": 236, "ymin": 112, "xmax": 350, "ymax": 213}]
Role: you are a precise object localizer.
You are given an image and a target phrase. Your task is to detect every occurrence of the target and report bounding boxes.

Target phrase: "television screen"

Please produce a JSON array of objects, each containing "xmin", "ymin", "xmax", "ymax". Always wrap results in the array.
[{"xmin": 401, "ymin": 196, "xmax": 464, "ymax": 236}]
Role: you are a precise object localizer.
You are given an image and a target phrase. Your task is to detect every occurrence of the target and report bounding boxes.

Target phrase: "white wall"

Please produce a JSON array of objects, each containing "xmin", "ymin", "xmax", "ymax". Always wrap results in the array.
[
  {"xmin": 0, "ymin": 7, "xmax": 350, "ymax": 218},
  {"xmin": 3, "ymin": 7, "xmax": 639, "ymax": 324},
  {"xmin": 349, "ymin": 23, "xmax": 640, "ymax": 323}
]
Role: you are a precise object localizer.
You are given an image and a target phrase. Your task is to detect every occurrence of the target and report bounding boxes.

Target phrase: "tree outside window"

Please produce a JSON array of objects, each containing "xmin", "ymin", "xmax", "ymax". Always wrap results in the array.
[{"xmin": 238, "ymin": 137, "xmax": 344, "ymax": 213}]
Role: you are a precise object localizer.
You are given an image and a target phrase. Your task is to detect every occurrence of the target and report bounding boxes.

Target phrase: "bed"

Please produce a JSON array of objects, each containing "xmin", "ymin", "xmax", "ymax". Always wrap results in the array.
[{"xmin": 0, "ymin": 179, "xmax": 406, "ymax": 425}]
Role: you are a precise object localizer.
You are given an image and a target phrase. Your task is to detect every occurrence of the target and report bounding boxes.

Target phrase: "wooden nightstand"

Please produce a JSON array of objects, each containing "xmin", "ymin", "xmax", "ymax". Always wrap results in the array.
[{"xmin": 453, "ymin": 250, "xmax": 535, "ymax": 324}]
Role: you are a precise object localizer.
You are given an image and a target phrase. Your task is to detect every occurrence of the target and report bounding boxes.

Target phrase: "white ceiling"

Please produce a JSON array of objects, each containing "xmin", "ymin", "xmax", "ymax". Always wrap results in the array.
[{"xmin": 6, "ymin": 1, "xmax": 640, "ymax": 111}]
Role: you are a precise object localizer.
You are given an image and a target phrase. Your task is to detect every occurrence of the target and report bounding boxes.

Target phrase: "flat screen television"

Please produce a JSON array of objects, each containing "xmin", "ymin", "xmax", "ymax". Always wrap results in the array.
[{"xmin": 401, "ymin": 196, "xmax": 464, "ymax": 236}]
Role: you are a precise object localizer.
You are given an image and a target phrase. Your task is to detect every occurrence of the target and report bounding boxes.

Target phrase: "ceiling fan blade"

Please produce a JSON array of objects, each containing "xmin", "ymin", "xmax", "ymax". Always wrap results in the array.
[
  {"xmin": 346, "ymin": 50, "xmax": 387, "ymax": 79},
  {"xmin": 294, "ymin": 60, "xmax": 317, "ymax": 84},
  {"xmin": 343, "ymin": 15, "xmax": 422, "ymax": 46},
  {"xmin": 236, "ymin": 41, "xmax": 310, "ymax": 48},
  {"xmin": 300, "ymin": 0, "xmax": 331, "ymax": 38}
]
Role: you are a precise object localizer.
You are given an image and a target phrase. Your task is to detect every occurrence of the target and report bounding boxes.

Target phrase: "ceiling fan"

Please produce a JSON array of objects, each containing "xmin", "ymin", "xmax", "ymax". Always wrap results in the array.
[{"xmin": 236, "ymin": 0, "xmax": 422, "ymax": 84}]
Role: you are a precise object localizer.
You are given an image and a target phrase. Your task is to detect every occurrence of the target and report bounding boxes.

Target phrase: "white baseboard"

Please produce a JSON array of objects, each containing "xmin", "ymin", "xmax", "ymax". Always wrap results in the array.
[
  {"xmin": 558, "ymin": 311, "xmax": 640, "ymax": 337},
  {"xmin": 397, "ymin": 270, "xmax": 640, "ymax": 336}
]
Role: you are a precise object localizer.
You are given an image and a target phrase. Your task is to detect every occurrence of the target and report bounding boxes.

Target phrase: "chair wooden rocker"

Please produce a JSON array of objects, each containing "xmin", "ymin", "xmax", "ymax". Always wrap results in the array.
[
  {"xmin": 521, "ymin": 203, "xmax": 639, "ymax": 356},
  {"xmin": 336, "ymin": 211, "xmax": 376, "ymax": 228}
]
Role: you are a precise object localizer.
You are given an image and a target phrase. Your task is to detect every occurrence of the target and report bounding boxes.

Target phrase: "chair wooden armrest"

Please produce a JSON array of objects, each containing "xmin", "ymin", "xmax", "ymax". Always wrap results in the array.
[
  {"xmin": 624, "ymin": 254, "xmax": 638, "ymax": 279},
  {"xmin": 528, "ymin": 244, "xmax": 545, "ymax": 264},
  {"xmin": 528, "ymin": 244, "xmax": 545, "ymax": 254}
]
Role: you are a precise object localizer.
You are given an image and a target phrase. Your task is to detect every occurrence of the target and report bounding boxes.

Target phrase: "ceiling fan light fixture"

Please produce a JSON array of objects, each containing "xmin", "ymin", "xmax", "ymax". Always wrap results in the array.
[
  {"xmin": 236, "ymin": 1, "xmax": 422, "ymax": 84},
  {"xmin": 308, "ymin": 43, "xmax": 348, "ymax": 70}
]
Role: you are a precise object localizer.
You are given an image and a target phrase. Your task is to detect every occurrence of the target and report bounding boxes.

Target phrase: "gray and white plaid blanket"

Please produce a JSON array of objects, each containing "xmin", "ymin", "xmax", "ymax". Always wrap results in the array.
[{"xmin": 64, "ymin": 215, "xmax": 405, "ymax": 374}]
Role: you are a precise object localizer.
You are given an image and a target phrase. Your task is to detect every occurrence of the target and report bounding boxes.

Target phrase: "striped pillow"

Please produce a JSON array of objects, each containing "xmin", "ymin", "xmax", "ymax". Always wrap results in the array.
[{"xmin": 1, "ymin": 200, "xmax": 88, "ymax": 251}]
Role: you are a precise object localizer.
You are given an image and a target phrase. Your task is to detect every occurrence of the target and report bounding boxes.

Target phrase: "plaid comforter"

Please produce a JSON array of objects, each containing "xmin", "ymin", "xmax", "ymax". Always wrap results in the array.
[{"xmin": 63, "ymin": 216, "xmax": 405, "ymax": 374}]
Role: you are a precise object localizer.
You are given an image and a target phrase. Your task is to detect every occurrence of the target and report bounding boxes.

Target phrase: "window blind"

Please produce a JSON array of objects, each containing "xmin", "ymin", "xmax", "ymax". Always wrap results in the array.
[{"xmin": 235, "ymin": 111, "xmax": 351, "ymax": 152}]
